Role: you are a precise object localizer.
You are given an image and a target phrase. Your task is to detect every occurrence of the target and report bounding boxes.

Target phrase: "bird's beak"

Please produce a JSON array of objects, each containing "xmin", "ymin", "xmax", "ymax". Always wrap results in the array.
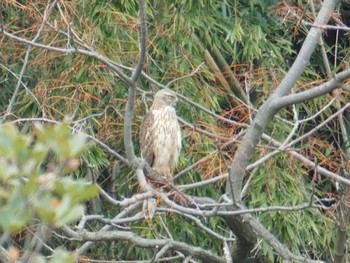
[{"xmin": 173, "ymin": 97, "xmax": 179, "ymax": 107}]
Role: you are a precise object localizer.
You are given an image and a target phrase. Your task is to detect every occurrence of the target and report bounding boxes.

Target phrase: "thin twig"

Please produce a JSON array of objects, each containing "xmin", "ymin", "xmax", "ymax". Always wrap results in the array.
[
  {"xmin": 284, "ymin": 103, "xmax": 350, "ymax": 149},
  {"xmin": 0, "ymin": 63, "xmax": 40, "ymax": 107},
  {"xmin": 0, "ymin": 28, "xmax": 133, "ymax": 85},
  {"xmin": 302, "ymin": 21, "xmax": 350, "ymax": 32},
  {"xmin": 2, "ymin": 0, "xmax": 57, "ymax": 123},
  {"xmin": 159, "ymin": 208, "xmax": 235, "ymax": 242},
  {"xmin": 165, "ymin": 62, "xmax": 205, "ymax": 88}
]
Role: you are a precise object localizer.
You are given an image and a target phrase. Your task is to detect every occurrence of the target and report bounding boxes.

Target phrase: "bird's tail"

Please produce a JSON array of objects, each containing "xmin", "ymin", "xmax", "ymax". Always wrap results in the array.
[{"xmin": 143, "ymin": 198, "xmax": 157, "ymax": 219}]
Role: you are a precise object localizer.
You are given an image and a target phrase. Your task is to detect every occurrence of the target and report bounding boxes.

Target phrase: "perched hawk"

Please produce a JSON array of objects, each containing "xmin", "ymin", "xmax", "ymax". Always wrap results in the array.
[{"xmin": 140, "ymin": 89, "xmax": 182, "ymax": 181}]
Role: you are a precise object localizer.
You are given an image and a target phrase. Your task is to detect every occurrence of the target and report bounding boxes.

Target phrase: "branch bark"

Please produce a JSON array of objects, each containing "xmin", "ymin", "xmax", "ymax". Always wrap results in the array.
[
  {"xmin": 124, "ymin": 0, "xmax": 147, "ymax": 162},
  {"xmin": 224, "ymin": 0, "xmax": 339, "ymax": 261},
  {"xmin": 131, "ymin": 0, "xmax": 147, "ymax": 82},
  {"xmin": 61, "ymin": 226, "xmax": 225, "ymax": 263},
  {"xmin": 76, "ymin": 202, "xmax": 142, "ymax": 255},
  {"xmin": 226, "ymin": 0, "xmax": 338, "ymax": 203},
  {"xmin": 272, "ymin": 68, "xmax": 350, "ymax": 109}
]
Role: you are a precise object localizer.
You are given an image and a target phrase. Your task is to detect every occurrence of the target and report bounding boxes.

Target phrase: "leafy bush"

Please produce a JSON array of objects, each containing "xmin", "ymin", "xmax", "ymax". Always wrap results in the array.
[{"xmin": 0, "ymin": 123, "xmax": 98, "ymax": 262}]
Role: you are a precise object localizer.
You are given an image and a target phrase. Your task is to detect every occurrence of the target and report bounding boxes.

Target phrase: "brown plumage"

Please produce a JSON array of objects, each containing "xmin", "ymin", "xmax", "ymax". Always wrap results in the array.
[
  {"xmin": 140, "ymin": 89, "xmax": 182, "ymax": 180},
  {"xmin": 140, "ymin": 89, "xmax": 182, "ymax": 218}
]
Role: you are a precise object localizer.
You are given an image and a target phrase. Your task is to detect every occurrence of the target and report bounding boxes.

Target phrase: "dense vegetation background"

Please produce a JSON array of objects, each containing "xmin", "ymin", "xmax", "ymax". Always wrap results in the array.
[{"xmin": 0, "ymin": 0, "xmax": 349, "ymax": 262}]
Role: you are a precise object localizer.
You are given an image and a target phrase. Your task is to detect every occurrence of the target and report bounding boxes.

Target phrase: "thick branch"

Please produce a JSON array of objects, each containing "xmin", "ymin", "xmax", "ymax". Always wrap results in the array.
[
  {"xmin": 240, "ymin": 213, "xmax": 324, "ymax": 263},
  {"xmin": 98, "ymin": 184, "xmax": 154, "ymax": 207},
  {"xmin": 131, "ymin": 0, "xmax": 147, "ymax": 82},
  {"xmin": 76, "ymin": 202, "xmax": 142, "ymax": 254},
  {"xmin": 123, "ymin": 0, "xmax": 147, "ymax": 161},
  {"xmin": 123, "ymin": 84, "xmax": 137, "ymax": 161},
  {"xmin": 226, "ymin": 0, "xmax": 338, "ymax": 203},
  {"xmin": 61, "ymin": 227, "xmax": 225, "ymax": 263},
  {"xmin": 224, "ymin": 1, "xmax": 338, "ymax": 260},
  {"xmin": 272, "ymin": 68, "xmax": 350, "ymax": 109}
]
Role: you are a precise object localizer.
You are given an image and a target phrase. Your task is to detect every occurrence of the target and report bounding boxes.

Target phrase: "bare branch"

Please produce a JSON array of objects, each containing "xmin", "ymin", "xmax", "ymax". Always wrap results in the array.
[
  {"xmin": 123, "ymin": 0, "xmax": 148, "ymax": 162},
  {"xmin": 0, "ymin": 62, "xmax": 40, "ymax": 110},
  {"xmin": 176, "ymin": 91, "xmax": 245, "ymax": 127},
  {"xmin": 261, "ymin": 133, "xmax": 350, "ymax": 187},
  {"xmin": 121, "ymin": 84, "xmax": 137, "ymax": 161},
  {"xmin": 0, "ymin": 28, "xmax": 133, "ymax": 85},
  {"xmin": 175, "ymin": 137, "xmax": 237, "ymax": 179},
  {"xmin": 150, "ymin": 182, "xmax": 328, "ymax": 218},
  {"xmin": 178, "ymin": 117, "xmax": 232, "ymax": 142},
  {"xmin": 178, "ymin": 174, "xmax": 228, "ymax": 191},
  {"xmin": 76, "ymin": 201, "xmax": 143, "ymax": 255},
  {"xmin": 1, "ymin": 0, "xmax": 57, "ymax": 122},
  {"xmin": 284, "ymin": 103, "xmax": 350, "ymax": 149},
  {"xmin": 298, "ymin": 96, "xmax": 338, "ymax": 123},
  {"xmin": 165, "ymin": 62, "xmax": 205, "ymax": 88},
  {"xmin": 244, "ymin": 102, "xmax": 349, "ymax": 177},
  {"xmin": 302, "ymin": 20, "xmax": 350, "ymax": 32},
  {"xmin": 61, "ymin": 226, "xmax": 225, "ymax": 263},
  {"xmin": 152, "ymin": 244, "xmax": 172, "ymax": 263},
  {"xmin": 227, "ymin": 0, "xmax": 338, "ymax": 203},
  {"xmin": 272, "ymin": 69, "xmax": 350, "ymax": 110},
  {"xmin": 158, "ymin": 208, "xmax": 235, "ymax": 242},
  {"xmin": 222, "ymin": 1, "xmax": 340, "ymax": 259},
  {"xmin": 131, "ymin": 0, "xmax": 147, "ymax": 82},
  {"xmin": 218, "ymin": 201, "xmax": 330, "ymax": 216},
  {"xmin": 77, "ymin": 213, "xmax": 144, "ymax": 230},
  {"xmin": 98, "ymin": 184, "xmax": 154, "ymax": 207},
  {"xmin": 240, "ymin": 213, "xmax": 324, "ymax": 263}
]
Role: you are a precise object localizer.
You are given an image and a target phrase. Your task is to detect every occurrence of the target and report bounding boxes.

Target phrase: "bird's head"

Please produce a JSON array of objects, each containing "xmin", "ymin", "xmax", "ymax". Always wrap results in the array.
[{"xmin": 153, "ymin": 89, "xmax": 179, "ymax": 107}]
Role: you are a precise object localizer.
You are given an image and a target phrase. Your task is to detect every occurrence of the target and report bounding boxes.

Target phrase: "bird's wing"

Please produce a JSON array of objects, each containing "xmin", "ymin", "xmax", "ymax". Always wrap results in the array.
[{"xmin": 140, "ymin": 110, "xmax": 155, "ymax": 166}]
